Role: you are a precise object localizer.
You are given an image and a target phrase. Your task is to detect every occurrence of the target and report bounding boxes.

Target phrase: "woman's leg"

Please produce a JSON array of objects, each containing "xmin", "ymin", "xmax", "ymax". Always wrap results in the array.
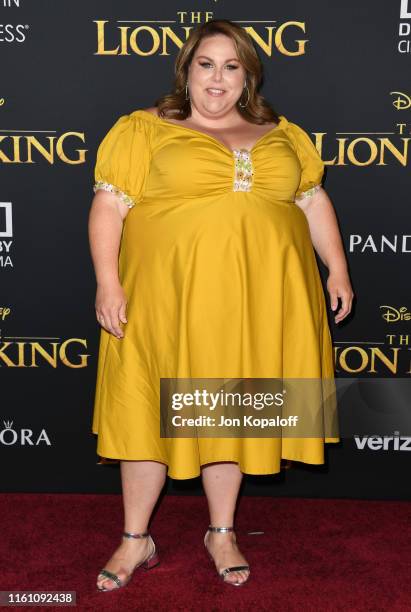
[
  {"xmin": 201, "ymin": 462, "xmax": 250, "ymax": 585},
  {"xmin": 97, "ymin": 460, "xmax": 167, "ymax": 590}
]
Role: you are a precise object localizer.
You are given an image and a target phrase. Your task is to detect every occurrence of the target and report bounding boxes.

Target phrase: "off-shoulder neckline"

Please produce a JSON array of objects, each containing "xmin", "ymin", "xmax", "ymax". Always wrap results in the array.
[{"xmin": 135, "ymin": 109, "xmax": 287, "ymax": 155}]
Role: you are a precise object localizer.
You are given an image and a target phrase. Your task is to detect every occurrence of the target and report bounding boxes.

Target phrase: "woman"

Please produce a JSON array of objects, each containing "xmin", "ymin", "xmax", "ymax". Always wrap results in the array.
[{"xmin": 89, "ymin": 19, "xmax": 354, "ymax": 590}]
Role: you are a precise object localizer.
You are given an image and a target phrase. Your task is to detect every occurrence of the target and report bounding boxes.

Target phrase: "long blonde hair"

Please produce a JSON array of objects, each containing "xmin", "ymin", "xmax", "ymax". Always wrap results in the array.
[{"xmin": 155, "ymin": 19, "xmax": 280, "ymax": 125}]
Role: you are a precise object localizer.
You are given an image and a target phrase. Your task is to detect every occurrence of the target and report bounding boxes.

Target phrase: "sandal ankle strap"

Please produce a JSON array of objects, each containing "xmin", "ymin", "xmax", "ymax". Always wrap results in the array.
[
  {"xmin": 123, "ymin": 531, "xmax": 149, "ymax": 539},
  {"xmin": 208, "ymin": 526, "xmax": 234, "ymax": 533}
]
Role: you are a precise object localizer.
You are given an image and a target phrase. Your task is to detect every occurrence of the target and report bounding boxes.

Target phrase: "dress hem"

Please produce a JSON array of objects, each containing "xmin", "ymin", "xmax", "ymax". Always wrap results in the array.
[{"xmin": 91, "ymin": 443, "xmax": 341, "ymax": 480}]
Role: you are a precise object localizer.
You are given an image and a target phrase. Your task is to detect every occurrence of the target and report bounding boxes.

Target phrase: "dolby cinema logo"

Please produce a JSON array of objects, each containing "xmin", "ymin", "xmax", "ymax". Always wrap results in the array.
[
  {"xmin": 400, "ymin": 0, "xmax": 411, "ymax": 18},
  {"xmin": 399, "ymin": 0, "xmax": 411, "ymax": 53},
  {"xmin": 0, "ymin": 202, "xmax": 13, "ymax": 268},
  {"xmin": 0, "ymin": 420, "xmax": 51, "ymax": 446}
]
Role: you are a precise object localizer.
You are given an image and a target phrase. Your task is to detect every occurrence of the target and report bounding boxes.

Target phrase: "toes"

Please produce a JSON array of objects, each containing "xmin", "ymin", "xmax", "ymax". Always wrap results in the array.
[
  {"xmin": 97, "ymin": 579, "xmax": 108, "ymax": 590},
  {"xmin": 97, "ymin": 575, "xmax": 119, "ymax": 591},
  {"xmin": 224, "ymin": 569, "xmax": 249, "ymax": 584},
  {"xmin": 224, "ymin": 571, "xmax": 244, "ymax": 584}
]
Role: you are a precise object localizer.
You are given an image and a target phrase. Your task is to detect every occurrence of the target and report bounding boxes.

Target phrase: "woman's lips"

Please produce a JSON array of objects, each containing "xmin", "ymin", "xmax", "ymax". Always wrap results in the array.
[{"xmin": 206, "ymin": 88, "xmax": 226, "ymax": 96}]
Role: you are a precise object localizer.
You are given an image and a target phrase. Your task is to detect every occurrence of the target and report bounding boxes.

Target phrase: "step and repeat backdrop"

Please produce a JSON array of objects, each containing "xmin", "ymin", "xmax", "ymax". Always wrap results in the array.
[{"xmin": 1, "ymin": 1, "xmax": 410, "ymax": 498}]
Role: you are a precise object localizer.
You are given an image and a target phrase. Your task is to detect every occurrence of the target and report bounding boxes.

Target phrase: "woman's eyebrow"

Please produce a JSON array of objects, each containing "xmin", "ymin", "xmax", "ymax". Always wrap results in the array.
[{"xmin": 196, "ymin": 55, "xmax": 240, "ymax": 62}]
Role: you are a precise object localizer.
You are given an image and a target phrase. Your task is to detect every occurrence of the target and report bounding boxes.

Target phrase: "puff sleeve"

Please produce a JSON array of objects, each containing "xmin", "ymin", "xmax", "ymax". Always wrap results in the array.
[
  {"xmin": 93, "ymin": 112, "xmax": 150, "ymax": 209},
  {"xmin": 286, "ymin": 120, "xmax": 325, "ymax": 203}
]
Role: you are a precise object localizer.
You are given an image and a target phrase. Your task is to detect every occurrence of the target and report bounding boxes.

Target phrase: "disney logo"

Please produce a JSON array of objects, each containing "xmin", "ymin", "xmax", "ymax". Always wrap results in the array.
[
  {"xmin": 380, "ymin": 305, "xmax": 411, "ymax": 322},
  {"xmin": 0, "ymin": 307, "xmax": 11, "ymax": 321},
  {"xmin": 390, "ymin": 91, "xmax": 411, "ymax": 110}
]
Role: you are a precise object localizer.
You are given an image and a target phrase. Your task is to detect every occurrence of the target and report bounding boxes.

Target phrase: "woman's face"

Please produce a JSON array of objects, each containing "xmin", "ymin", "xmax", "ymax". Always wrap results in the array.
[{"xmin": 187, "ymin": 33, "xmax": 247, "ymax": 119}]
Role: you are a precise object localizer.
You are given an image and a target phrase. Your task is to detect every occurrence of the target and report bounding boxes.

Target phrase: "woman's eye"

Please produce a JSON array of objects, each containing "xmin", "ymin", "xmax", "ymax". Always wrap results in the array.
[{"xmin": 198, "ymin": 62, "xmax": 239, "ymax": 70}]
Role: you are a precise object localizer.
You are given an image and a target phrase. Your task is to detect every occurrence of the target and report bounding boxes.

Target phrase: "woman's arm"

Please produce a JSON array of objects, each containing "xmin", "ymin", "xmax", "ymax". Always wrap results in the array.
[
  {"xmin": 88, "ymin": 191, "xmax": 131, "ymax": 338},
  {"xmin": 295, "ymin": 187, "xmax": 355, "ymax": 323}
]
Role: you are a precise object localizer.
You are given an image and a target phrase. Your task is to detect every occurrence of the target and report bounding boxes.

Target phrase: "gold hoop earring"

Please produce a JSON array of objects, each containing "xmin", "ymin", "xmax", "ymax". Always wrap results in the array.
[
  {"xmin": 185, "ymin": 82, "xmax": 190, "ymax": 101},
  {"xmin": 238, "ymin": 84, "xmax": 250, "ymax": 108}
]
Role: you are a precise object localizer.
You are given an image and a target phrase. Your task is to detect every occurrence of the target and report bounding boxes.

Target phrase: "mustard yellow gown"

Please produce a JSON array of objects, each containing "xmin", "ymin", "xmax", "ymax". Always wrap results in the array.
[{"xmin": 91, "ymin": 109, "xmax": 339, "ymax": 479}]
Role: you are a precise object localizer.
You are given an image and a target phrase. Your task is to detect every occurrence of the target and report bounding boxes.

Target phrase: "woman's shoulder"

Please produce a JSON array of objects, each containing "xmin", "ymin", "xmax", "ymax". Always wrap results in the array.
[
  {"xmin": 102, "ymin": 107, "xmax": 160, "ymax": 135},
  {"xmin": 97, "ymin": 108, "xmax": 159, "ymax": 157},
  {"xmin": 139, "ymin": 106, "xmax": 159, "ymax": 116},
  {"xmin": 130, "ymin": 106, "xmax": 161, "ymax": 125},
  {"xmin": 99, "ymin": 108, "xmax": 161, "ymax": 150}
]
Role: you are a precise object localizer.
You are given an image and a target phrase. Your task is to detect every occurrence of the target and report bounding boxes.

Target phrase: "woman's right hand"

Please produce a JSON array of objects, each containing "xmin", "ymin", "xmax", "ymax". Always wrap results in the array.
[{"xmin": 95, "ymin": 281, "xmax": 128, "ymax": 338}]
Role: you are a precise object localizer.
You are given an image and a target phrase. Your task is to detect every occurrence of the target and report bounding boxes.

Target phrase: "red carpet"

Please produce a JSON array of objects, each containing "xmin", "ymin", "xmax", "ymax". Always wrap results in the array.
[{"xmin": 1, "ymin": 494, "xmax": 410, "ymax": 611}]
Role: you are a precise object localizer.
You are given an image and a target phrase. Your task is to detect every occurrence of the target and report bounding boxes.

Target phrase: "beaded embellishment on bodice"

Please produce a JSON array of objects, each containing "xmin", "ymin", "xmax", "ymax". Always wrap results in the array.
[
  {"xmin": 232, "ymin": 149, "xmax": 253, "ymax": 192},
  {"xmin": 93, "ymin": 180, "xmax": 135, "ymax": 208}
]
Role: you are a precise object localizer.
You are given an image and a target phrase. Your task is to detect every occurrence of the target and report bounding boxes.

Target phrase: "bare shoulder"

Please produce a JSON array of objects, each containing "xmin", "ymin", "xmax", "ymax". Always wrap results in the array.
[{"xmin": 142, "ymin": 106, "xmax": 159, "ymax": 116}]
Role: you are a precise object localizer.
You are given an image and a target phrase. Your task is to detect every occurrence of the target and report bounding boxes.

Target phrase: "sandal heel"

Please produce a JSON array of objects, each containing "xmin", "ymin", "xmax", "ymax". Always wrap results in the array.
[
  {"xmin": 142, "ymin": 550, "xmax": 160, "ymax": 570},
  {"xmin": 204, "ymin": 525, "xmax": 250, "ymax": 587},
  {"xmin": 96, "ymin": 531, "xmax": 159, "ymax": 592}
]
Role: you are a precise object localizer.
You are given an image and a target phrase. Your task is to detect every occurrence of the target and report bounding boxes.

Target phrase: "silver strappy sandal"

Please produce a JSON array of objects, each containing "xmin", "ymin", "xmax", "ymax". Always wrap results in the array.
[
  {"xmin": 204, "ymin": 525, "xmax": 250, "ymax": 586},
  {"xmin": 97, "ymin": 531, "xmax": 160, "ymax": 592}
]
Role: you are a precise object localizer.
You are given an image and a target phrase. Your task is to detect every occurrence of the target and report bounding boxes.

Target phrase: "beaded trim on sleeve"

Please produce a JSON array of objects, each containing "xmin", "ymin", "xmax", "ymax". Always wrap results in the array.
[
  {"xmin": 93, "ymin": 181, "xmax": 136, "ymax": 208},
  {"xmin": 294, "ymin": 183, "xmax": 321, "ymax": 203},
  {"xmin": 233, "ymin": 149, "xmax": 253, "ymax": 192}
]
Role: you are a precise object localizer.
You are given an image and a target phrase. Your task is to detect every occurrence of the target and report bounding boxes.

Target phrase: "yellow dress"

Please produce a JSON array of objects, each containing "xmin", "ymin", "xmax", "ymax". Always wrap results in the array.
[{"xmin": 91, "ymin": 108, "xmax": 339, "ymax": 479}]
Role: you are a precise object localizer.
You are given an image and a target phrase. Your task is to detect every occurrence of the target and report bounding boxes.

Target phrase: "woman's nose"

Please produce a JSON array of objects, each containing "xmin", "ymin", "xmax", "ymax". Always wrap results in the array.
[{"xmin": 213, "ymin": 69, "xmax": 223, "ymax": 81}]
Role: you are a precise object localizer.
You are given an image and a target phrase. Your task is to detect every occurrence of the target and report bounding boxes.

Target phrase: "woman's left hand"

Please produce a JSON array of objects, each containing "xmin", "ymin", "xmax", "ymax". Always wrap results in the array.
[{"xmin": 326, "ymin": 270, "xmax": 355, "ymax": 324}]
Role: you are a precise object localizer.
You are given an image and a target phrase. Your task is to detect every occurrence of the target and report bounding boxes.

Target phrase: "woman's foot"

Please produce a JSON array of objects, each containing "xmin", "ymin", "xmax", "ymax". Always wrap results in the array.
[
  {"xmin": 96, "ymin": 534, "xmax": 154, "ymax": 591},
  {"xmin": 204, "ymin": 530, "xmax": 250, "ymax": 585}
]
